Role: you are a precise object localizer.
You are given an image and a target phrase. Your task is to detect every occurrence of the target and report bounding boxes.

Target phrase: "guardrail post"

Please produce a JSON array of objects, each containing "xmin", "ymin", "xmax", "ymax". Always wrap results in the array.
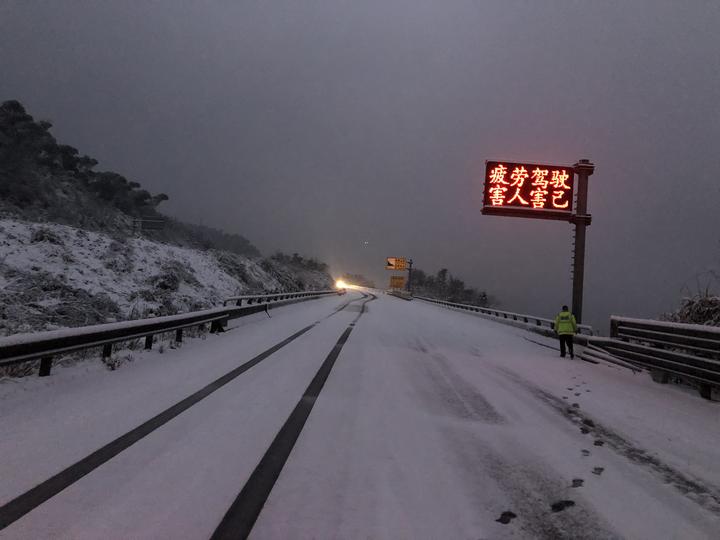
[
  {"xmin": 210, "ymin": 319, "xmax": 225, "ymax": 333},
  {"xmin": 610, "ymin": 318, "xmax": 619, "ymax": 339},
  {"xmin": 39, "ymin": 357, "xmax": 53, "ymax": 376},
  {"xmin": 236, "ymin": 299, "xmax": 242, "ymax": 307},
  {"xmin": 176, "ymin": 329, "xmax": 183, "ymax": 343},
  {"xmin": 102, "ymin": 343, "xmax": 112, "ymax": 360},
  {"xmin": 145, "ymin": 335, "xmax": 153, "ymax": 350}
]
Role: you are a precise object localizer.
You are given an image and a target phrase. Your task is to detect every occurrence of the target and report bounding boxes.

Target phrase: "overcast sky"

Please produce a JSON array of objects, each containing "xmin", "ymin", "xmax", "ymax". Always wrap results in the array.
[{"xmin": 2, "ymin": 1, "xmax": 719, "ymax": 331}]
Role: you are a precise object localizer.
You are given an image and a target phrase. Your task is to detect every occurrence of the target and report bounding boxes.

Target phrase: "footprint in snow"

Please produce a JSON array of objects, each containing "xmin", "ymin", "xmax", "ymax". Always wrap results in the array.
[
  {"xmin": 581, "ymin": 449, "xmax": 590, "ymax": 457},
  {"xmin": 574, "ymin": 393, "xmax": 581, "ymax": 396},
  {"xmin": 551, "ymin": 500, "xmax": 575, "ymax": 512},
  {"xmin": 563, "ymin": 396, "xmax": 568, "ymax": 399},
  {"xmin": 580, "ymin": 427, "xmax": 590, "ymax": 434},
  {"xmin": 594, "ymin": 440, "xmax": 605, "ymax": 447},
  {"xmin": 572, "ymin": 403, "xmax": 580, "ymax": 408},
  {"xmin": 582, "ymin": 419, "xmax": 595, "ymax": 428},
  {"xmin": 495, "ymin": 511, "xmax": 517, "ymax": 524},
  {"xmin": 592, "ymin": 467, "xmax": 604, "ymax": 476},
  {"xmin": 571, "ymin": 478, "xmax": 584, "ymax": 488}
]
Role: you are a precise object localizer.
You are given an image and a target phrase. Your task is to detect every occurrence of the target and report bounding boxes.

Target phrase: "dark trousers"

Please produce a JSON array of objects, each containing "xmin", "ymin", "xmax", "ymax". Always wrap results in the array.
[{"xmin": 559, "ymin": 335, "xmax": 574, "ymax": 358}]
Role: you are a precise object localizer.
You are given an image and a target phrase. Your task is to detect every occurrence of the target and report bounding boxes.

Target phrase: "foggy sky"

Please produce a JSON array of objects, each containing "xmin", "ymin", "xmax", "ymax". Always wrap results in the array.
[{"xmin": 2, "ymin": 1, "xmax": 719, "ymax": 332}]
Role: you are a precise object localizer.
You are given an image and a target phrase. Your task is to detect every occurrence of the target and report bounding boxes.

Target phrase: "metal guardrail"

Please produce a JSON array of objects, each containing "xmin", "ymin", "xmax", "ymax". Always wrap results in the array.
[
  {"xmin": 586, "ymin": 316, "xmax": 720, "ymax": 399},
  {"xmin": 417, "ymin": 297, "xmax": 720, "ymax": 400},
  {"xmin": 387, "ymin": 290, "xmax": 412, "ymax": 301},
  {"xmin": 0, "ymin": 305, "xmax": 267, "ymax": 377},
  {"xmin": 415, "ymin": 296, "xmax": 594, "ymax": 336},
  {"xmin": 223, "ymin": 290, "xmax": 340, "ymax": 306},
  {"xmin": 1, "ymin": 290, "xmax": 344, "ymax": 377}
]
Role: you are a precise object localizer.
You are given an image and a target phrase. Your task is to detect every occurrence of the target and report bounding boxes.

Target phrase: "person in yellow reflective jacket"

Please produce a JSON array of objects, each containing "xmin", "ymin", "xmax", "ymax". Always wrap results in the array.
[{"xmin": 554, "ymin": 305, "xmax": 578, "ymax": 359}]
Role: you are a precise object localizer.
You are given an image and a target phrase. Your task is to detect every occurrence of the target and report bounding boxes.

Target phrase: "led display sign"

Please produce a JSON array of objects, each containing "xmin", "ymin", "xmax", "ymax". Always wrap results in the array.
[{"xmin": 482, "ymin": 161, "xmax": 575, "ymax": 221}]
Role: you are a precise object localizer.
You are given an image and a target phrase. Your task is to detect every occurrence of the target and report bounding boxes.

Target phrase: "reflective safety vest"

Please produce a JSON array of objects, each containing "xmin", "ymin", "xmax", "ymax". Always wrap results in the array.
[{"xmin": 554, "ymin": 311, "xmax": 577, "ymax": 335}]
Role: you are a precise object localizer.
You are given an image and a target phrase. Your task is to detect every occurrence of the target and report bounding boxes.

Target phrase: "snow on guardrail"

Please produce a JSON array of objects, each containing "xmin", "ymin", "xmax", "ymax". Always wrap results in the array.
[
  {"xmin": 1, "ymin": 289, "xmax": 344, "ymax": 377},
  {"xmin": 414, "ymin": 296, "xmax": 594, "ymax": 336},
  {"xmin": 223, "ymin": 290, "xmax": 341, "ymax": 306}
]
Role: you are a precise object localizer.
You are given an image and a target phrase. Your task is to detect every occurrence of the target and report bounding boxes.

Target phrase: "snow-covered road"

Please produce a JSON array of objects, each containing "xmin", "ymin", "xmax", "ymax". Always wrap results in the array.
[{"xmin": 1, "ymin": 292, "xmax": 719, "ymax": 539}]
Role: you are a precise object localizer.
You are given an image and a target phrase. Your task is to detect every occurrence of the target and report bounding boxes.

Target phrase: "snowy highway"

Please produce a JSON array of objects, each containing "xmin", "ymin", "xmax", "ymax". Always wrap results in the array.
[{"xmin": 1, "ymin": 291, "xmax": 719, "ymax": 539}]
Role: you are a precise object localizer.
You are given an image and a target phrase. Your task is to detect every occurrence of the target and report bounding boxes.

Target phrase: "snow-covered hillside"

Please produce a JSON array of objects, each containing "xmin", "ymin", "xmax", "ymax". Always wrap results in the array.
[{"xmin": 0, "ymin": 218, "xmax": 332, "ymax": 335}]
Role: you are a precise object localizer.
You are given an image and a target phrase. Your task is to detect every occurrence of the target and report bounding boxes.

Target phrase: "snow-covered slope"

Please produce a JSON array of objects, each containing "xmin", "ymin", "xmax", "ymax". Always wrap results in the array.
[{"xmin": 0, "ymin": 218, "xmax": 332, "ymax": 335}]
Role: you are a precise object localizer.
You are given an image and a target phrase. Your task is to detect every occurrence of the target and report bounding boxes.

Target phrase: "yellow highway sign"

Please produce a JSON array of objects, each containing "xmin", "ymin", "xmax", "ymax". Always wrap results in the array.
[{"xmin": 385, "ymin": 257, "xmax": 407, "ymax": 270}]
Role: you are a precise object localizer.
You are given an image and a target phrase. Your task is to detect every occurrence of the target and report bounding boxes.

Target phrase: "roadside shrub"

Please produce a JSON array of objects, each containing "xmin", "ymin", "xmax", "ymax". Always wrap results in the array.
[
  {"xmin": 662, "ymin": 294, "xmax": 720, "ymax": 326},
  {"xmin": 30, "ymin": 227, "xmax": 64, "ymax": 245}
]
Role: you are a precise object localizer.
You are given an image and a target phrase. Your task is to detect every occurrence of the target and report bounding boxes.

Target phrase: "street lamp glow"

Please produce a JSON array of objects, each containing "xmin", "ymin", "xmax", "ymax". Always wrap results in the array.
[{"xmin": 335, "ymin": 279, "xmax": 348, "ymax": 289}]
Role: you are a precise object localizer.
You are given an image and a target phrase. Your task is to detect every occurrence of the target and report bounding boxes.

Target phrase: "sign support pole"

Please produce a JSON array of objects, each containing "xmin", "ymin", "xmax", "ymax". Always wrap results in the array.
[
  {"xmin": 571, "ymin": 159, "xmax": 594, "ymax": 324},
  {"xmin": 406, "ymin": 259, "xmax": 413, "ymax": 294}
]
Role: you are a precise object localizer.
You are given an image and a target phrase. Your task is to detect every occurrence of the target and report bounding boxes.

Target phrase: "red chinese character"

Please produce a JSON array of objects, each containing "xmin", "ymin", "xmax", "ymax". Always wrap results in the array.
[
  {"xmin": 551, "ymin": 169, "xmax": 571, "ymax": 190},
  {"xmin": 510, "ymin": 166, "xmax": 529, "ymax": 187},
  {"xmin": 488, "ymin": 164, "xmax": 509, "ymax": 184},
  {"xmin": 531, "ymin": 168, "xmax": 549, "ymax": 189},
  {"xmin": 508, "ymin": 187, "xmax": 529, "ymax": 205},
  {"xmin": 489, "ymin": 185, "xmax": 507, "ymax": 206},
  {"xmin": 552, "ymin": 190, "xmax": 569, "ymax": 209},
  {"xmin": 530, "ymin": 188, "xmax": 548, "ymax": 208}
]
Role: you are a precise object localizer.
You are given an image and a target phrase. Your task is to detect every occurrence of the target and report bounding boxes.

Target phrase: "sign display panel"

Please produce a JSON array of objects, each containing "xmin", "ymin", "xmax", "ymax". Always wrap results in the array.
[
  {"xmin": 385, "ymin": 257, "xmax": 407, "ymax": 270},
  {"xmin": 389, "ymin": 275, "xmax": 406, "ymax": 289},
  {"xmin": 482, "ymin": 161, "xmax": 575, "ymax": 221}
]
